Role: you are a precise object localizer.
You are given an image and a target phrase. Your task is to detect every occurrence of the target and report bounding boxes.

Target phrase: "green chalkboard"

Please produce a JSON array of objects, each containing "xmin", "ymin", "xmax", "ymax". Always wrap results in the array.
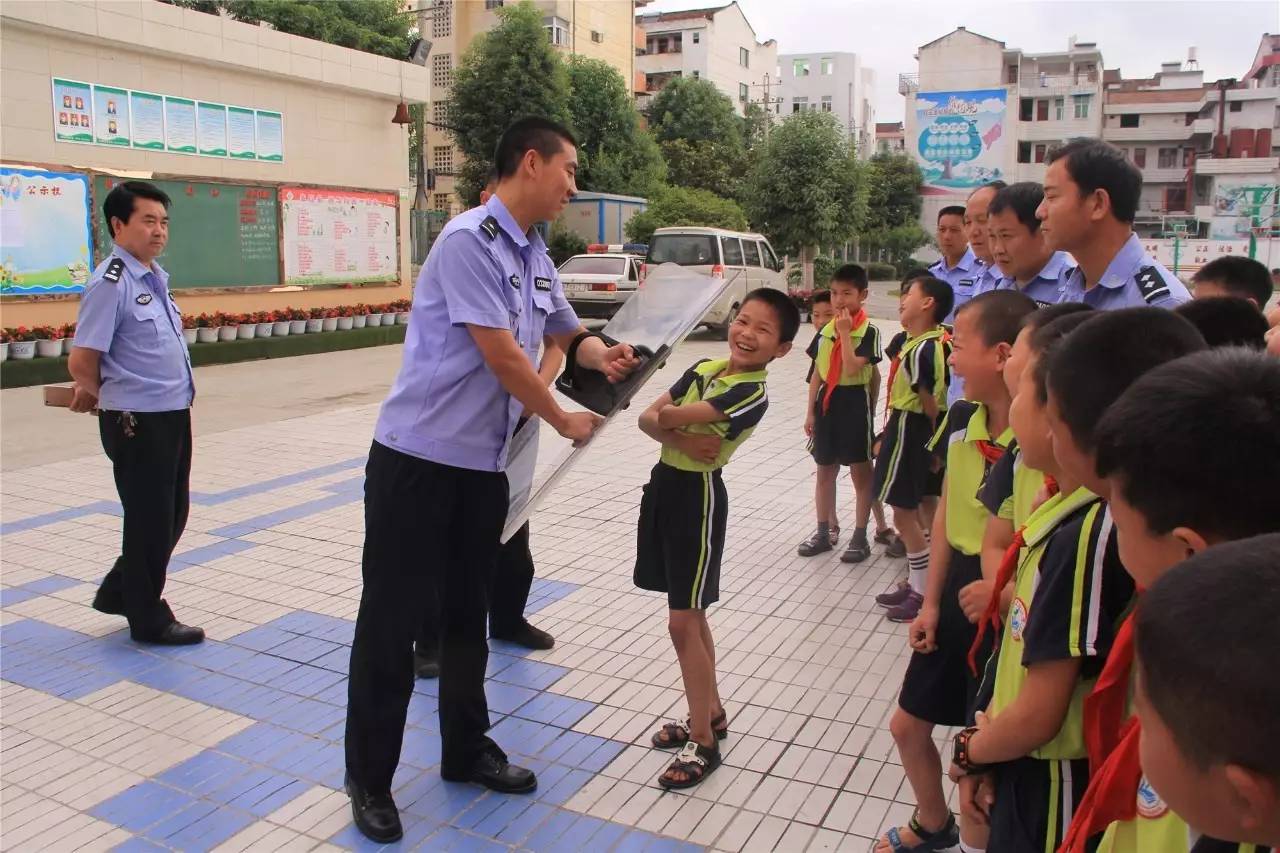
[{"xmin": 93, "ymin": 175, "xmax": 279, "ymax": 288}]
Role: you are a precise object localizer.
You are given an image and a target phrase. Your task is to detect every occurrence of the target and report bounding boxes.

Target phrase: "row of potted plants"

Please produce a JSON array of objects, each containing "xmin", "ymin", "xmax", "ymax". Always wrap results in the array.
[
  {"xmin": 0, "ymin": 324, "xmax": 77, "ymax": 360},
  {"xmin": 178, "ymin": 301, "xmax": 412, "ymax": 344},
  {"xmin": 0, "ymin": 301, "xmax": 412, "ymax": 361}
]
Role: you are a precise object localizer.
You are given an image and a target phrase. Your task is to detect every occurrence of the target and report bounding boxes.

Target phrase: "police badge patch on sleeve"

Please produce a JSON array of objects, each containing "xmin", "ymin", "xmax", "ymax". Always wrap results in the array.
[
  {"xmin": 509, "ymin": 274, "xmax": 522, "ymax": 290},
  {"xmin": 1135, "ymin": 266, "xmax": 1170, "ymax": 304},
  {"xmin": 103, "ymin": 258, "xmax": 125, "ymax": 283},
  {"xmin": 136, "ymin": 293, "xmax": 153, "ymax": 305}
]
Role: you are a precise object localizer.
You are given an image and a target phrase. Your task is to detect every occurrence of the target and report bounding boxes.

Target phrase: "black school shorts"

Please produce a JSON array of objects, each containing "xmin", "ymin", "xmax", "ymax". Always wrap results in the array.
[
  {"xmin": 897, "ymin": 550, "xmax": 989, "ymax": 726},
  {"xmin": 874, "ymin": 408, "xmax": 936, "ymax": 510},
  {"xmin": 634, "ymin": 463, "xmax": 728, "ymax": 610},
  {"xmin": 811, "ymin": 384, "xmax": 874, "ymax": 466}
]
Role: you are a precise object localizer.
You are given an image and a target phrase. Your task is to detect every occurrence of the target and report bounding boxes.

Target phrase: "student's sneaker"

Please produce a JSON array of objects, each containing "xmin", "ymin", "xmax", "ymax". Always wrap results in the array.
[
  {"xmin": 840, "ymin": 531, "xmax": 871, "ymax": 564},
  {"xmin": 797, "ymin": 530, "xmax": 834, "ymax": 557},
  {"xmin": 884, "ymin": 536, "xmax": 907, "ymax": 559},
  {"xmin": 885, "ymin": 591, "xmax": 924, "ymax": 623},
  {"xmin": 873, "ymin": 527, "xmax": 897, "ymax": 546},
  {"xmin": 874, "ymin": 581, "xmax": 913, "ymax": 607}
]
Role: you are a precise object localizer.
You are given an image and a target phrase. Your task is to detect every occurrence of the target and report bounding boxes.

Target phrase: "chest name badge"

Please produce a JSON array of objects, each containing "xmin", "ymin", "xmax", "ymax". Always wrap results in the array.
[
  {"xmin": 136, "ymin": 293, "xmax": 153, "ymax": 305},
  {"xmin": 534, "ymin": 276, "xmax": 552, "ymax": 292},
  {"xmin": 509, "ymin": 274, "xmax": 521, "ymax": 290},
  {"xmin": 1009, "ymin": 596, "xmax": 1028, "ymax": 642}
]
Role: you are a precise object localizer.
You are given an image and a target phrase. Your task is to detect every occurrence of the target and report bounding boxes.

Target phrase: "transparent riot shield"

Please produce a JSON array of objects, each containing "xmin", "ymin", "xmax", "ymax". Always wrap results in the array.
[{"xmin": 501, "ymin": 265, "xmax": 737, "ymax": 542}]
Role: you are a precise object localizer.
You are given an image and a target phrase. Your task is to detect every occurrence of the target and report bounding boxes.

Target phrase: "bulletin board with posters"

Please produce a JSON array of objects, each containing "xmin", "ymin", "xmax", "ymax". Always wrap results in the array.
[
  {"xmin": 279, "ymin": 186, "xmax": 399, "ymax": 285},
  {"xmin": 0, "ymin": 166, "xmax": 94, "ymax": 295}
]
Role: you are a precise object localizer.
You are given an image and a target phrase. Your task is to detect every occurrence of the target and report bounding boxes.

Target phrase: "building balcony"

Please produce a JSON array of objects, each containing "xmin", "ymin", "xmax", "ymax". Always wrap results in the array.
[
  {"xmin": 1103, "ymin": 125, "xmax": 1194, "ymax": 142},
  {"xmin": 899, "ymin": 73, "xmax": 918, "ymax": 95},
  {"xmin": 1140, "ymin": 167, "xmax": 1190, "ymax": 184},
  {"xmin": 1191, "ymin": 118, "xmax": 1216, "ymax": 135},
  {"xmin": 1195, "ymin": 155, "xmax": 1280, "ymax": 176},
  {"xmin": 1019, "ymin": 74, "xmax": 1099, "ymax": 95},
  {"xmin": 1019, "ymin": 118, "xmax": 1102, "ymax": 141}
]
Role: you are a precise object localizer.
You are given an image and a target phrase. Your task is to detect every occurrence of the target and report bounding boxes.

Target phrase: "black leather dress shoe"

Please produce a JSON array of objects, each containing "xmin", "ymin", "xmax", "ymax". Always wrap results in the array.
[
  {"xmin": 414, "ymin": 651, "xmax": 440, "ymax": 679},
  {"xmin": 442, "ymin": 751, "xmax": 537, "ymax": 794},
  {"xmin": 135, "ymin": 622, "xmax": 205, "ymax": 646},
  {"xmin": 345, "ymin": 774, "xmax": 402, "ymax": 843},
  {"xmin": 492, "ymin": 621, "xmax": 554, "ymax": 651},
  {"xmin": 92, "ymin": 592, "xmax": 124, "ymax": 616}
]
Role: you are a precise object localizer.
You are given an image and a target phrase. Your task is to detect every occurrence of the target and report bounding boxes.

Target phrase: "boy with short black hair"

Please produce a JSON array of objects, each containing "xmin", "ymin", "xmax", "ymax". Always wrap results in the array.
[
  {"xmin": 872, "ymin": 273, "xmax": 954, "ymax": 621},
  {"xmin": 950, "ymin": 311, "xmax": 1136, "ymax": 853},
  {"xmin": 1191, "ymin": 255, "xmax": 1273, "ymax": 310},
  {"xmin": 636, "ymin": 288, "xmax": 799, "ymax": 790},
  {"xmin": 876, "ymin": 290, "xmax": 1035, "ymax": 853},
  {"xmin": 1174, "ymin": 297, "xmax": 1269, "ymax": 349},
  {"xmin": 1134, "ymin": 536, "xmax": 1280, "ymax": 853},
  {"xmin": 800, "ymin": 264, "xmax": 884, "ymax": 562},
  {"xmin": 1041, "ymin": 307, "xmax": 1206, "ymax": 496},
  {"xmin": 804, "ymin": 290, "xmax": 835, "ymax": 384},
  {"xmin": 1057, "ymin": 348, "xmax": 1280, "ymax": 853}
]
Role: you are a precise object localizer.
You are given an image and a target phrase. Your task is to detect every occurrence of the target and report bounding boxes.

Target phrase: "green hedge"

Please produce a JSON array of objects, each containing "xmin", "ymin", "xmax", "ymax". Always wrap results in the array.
[{"xmin": 0, "ymin": 323, "xmax": 407, "ymax": 389}]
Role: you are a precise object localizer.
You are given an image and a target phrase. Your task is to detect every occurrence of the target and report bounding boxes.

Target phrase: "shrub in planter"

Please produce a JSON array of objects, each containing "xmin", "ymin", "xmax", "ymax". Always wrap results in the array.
[{"xmin": 865, "ymin": 261, "xmax": 897, "ymax": 281}]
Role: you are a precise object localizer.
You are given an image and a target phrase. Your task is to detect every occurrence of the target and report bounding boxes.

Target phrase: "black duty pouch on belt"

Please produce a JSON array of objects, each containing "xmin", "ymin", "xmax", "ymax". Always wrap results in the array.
[{"xmin": 556, "ymin": 331, "xmax": 660, "ymax": 416}]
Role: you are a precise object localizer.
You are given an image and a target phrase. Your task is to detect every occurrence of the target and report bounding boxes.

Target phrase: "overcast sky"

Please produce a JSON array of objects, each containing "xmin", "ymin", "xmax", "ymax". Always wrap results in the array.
[{"xmin": 641, "ymin": 0, "xmax": 1278, "ymax": 122}]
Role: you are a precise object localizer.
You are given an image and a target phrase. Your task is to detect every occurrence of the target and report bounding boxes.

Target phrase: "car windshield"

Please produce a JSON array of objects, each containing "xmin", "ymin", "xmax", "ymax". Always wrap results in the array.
[
  {"xmin": 647, "ymin": 235, "xmax": 719, "ymax": 266},
  {"xmin": 558, "ymin": 256, "xmax": 627, "ymax": 275}
]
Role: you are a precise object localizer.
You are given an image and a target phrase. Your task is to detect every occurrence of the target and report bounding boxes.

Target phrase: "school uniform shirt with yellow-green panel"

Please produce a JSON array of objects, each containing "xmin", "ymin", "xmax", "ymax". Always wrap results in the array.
[
  {"xmin": 926, "ymin": 401, "xmax": 1013, "ymax": 556},
  {"xmin": 1096, "ymin": 792, "xmax": 1276, "ymax": 852},
  {"xmin": 885, "ymin": 327, "xmax": 950, "ymax": 413},
  {"xmin": 984, "ymin": 487, "xmax": 1137, "ymax": 852},
  {"xmin": 814, "ymin": 316, "xmax": 881, "ymax": 386},
  {"xmin": 659, "ymin": 358, "xmax": 769, "ymax": 472},
  {"xmin": 979, "ymin": 439, "xmax": 1047, "ymax": 531}
]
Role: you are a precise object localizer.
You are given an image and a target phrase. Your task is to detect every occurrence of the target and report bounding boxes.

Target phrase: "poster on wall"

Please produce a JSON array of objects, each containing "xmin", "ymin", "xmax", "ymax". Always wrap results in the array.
[
  {"xmin": 228, "ymin": 106, "xmax": 257, "ymax": 159},
  {"xmin": 912, "ymin": 89, "xmax": 1007, "ymax": 193},
  {"xmin": 92, "ymin": 85, "xmax": 130, "ymax": 147},
  {"xmin": 129, "ymin": 90, "xmax": 165, "ymax": 150},
  {"xmin": 0, "ymin": 166, "xmax": 93, "ymax": 295},
  {"xmin": 255, "ymin": 111, "xmax": 283, "ymax": 162},
  {"xmin": 280, "ymin": 187, "xmax": 398, "ymax": 285},
  {"xmin": 164, "ymin": 96, "xmax": 197, "ymax": 154},
  {"xmin": 197, "ymin": 102, "xmax": 228, "ymax": 157},
  {"xmin": 52, "ymin": 78, "xmax": 93, "ymax": 143}
]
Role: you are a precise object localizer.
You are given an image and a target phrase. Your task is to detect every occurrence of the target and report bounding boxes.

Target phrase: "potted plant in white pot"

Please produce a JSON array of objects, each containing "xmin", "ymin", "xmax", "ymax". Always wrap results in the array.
[
  {"xmin": 288, "ymin": 307, "xmax": 307, "ymax": 335},
  {"xmin": 337, "ymin": 306, "xmax": 354, "ymax": 331},
  {"xmin": 272, "ymin": 309, "xmax": 291, "ymax": 337},
  {"xmin": 61, "ymin": 323, "xmax": 76, "ymax": 354},
  {"xmin": 181, "ymin": 314, "xmax": 198, "ymax": 345},
  {"xmin": 352, "ymin": 304, "xmax": 368, "ymax": 329},
  {"xmin": 321, "ymin": 308, "xmax": 338, "ymax": 332},
  {"xmin": 305, "ymin": 307, "xmax": 324, "ymax": 333},
  {"xmin": 236, "ymin": 312, "xmax": 256, "ymax": 339},
  {"xmin": 254, "ymin": 311, "xmax": 274, "ymax": 338},
  {"xmin": 7, "ymin": 327, "xmax": 36, "ymax": 359},
  {"xmin": 217, "ymin": 312, "xmax": 239, "ymax": 341},
  {"xmin": 393, "ymin": 299, "xmax": 411, "ymax": 324},
  {"xmin": 195, "ymin": 313, "xmax": 219, "ymax": 343},
  {"xmin": 33, "ymin": 325, "xmax": 65, "ymax": 357}
]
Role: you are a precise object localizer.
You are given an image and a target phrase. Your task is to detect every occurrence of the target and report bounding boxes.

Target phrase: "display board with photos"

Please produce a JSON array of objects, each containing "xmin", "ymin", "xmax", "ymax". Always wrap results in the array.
[{"xmin": 51, "ymin": 78, "xmax": 283, "ymax": 162}]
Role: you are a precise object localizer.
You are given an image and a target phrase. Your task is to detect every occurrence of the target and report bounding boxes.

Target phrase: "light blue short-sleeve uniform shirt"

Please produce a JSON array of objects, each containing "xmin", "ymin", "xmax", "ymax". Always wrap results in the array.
[
  {"xmin": 929, "ymin": 247, "xmax": 980, "ymax": 324},
  {"xmin": 72, "ymin": 246, "xmax": 194, "ymax": 412},
  {"xmin": 1058, "ymin": 234, "xmax": 1189, "ymax": 310},
  {"xmin": 972, "ymin": 260, "xmax": 1004, "ymax": 297},
  {"xmin": 374, "ymin": 195, "xmax": 580, "ymax": 473},
  {"xmin": 995, "ymin": 250, "xmax": 1076, "ymax": 307}
]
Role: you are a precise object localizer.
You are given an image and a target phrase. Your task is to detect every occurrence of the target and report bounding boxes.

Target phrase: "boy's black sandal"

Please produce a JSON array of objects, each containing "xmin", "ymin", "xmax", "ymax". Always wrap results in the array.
[
  {"xmin": 658, "ymin": 740, "xmax": 721, "ymax": 790},
  {"xmin": 882, "ymin": 810, "xmax": 959, "ymax": 852},
  {"xmin": 650, "ymin": 710, "xmax": 729, "ymax": 749}
]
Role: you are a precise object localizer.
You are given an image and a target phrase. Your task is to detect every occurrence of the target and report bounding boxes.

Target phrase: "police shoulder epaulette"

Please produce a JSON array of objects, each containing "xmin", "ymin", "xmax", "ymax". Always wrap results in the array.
[
  {"xmin": 102, "ymin": 257, "xmax": 125, "ymax": 284},
  {"xmin": 478, "ymin": 215, "xmax": 499, "ymax": 240},
  {"xmin": 1135, "ymin": 265, "xmax": 1170, "ymax": 304}
]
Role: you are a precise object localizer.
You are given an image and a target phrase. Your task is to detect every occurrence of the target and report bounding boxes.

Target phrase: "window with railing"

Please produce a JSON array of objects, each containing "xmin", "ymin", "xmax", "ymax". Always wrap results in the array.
[{"xmin": 1158, "ymin": 147, "xmax": 1178, "ymax": 168}]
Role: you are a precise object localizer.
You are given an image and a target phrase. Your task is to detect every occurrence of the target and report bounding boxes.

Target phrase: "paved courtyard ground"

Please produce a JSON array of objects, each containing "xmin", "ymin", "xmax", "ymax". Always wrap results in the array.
[{"xmin": 0, "ymin": 288, "xmax": 962, "ymax": 852}]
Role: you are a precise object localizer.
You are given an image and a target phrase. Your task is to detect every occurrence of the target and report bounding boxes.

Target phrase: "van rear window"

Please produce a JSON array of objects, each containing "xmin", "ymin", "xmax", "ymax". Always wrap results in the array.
[{"xmin": 647, "ymin": 235, "xmax": 719, "ymax": 266}]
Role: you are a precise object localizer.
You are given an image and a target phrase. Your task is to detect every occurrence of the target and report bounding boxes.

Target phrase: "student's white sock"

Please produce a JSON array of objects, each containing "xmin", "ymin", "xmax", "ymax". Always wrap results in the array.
[
  {"xmin": 907, "ymin": 550, "xmax": 929, "ymax": 593},
  {"xmin": 959, "ymin": 843, "xmax": 984, "ymax": 853}
]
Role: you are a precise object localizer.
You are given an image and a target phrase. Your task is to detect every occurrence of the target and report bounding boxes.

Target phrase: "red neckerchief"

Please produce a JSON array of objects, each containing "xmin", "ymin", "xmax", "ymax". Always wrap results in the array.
[
  {"xmin": 1058, "ymin": 717, "xmax": 1143, "ymax": 853},
  {"xmin": 967, "ymin": 474, "xmax": 1061, "ymax": 675},
  {"xmin": 822, "ymin": 309, "xmax": 866, "ymax": 414},
  {"xmin": 1085, "ymin": 610, "xmax": 1138, "ymax": 773},
  {"xmin": 974, "ymin": 439, "xmax": 1004, "ymax": 465}
]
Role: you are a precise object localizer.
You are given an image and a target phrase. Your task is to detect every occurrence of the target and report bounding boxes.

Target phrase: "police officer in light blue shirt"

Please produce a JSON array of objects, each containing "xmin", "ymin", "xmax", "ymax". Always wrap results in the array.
[
  {"xmin": 68, "ymin": 180, "xmax": 202, "ymax": 647},
  {"xmin": 344, "ymin": 117, "xmax": 641, "ymax": 844},
  {"xmin": 928, "ymin": 204, "xmax": 978, "ymax": 325},
  {"xmin": 1037, "ymin": 138, "xmax": 1189, "ymax": 310},
  {"xmin": 946, "ymin": 180, "xmax": 1007, "ymax": 404},
  {"xmin": 988, "ymin": 182, "xmax": 1076, "ymax": 306}
]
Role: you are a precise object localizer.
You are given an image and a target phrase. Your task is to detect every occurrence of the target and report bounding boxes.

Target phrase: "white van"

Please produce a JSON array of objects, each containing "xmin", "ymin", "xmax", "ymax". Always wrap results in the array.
[{"xmin": 643, "ymin": 227, "xmax": 787, "ymax": 337}]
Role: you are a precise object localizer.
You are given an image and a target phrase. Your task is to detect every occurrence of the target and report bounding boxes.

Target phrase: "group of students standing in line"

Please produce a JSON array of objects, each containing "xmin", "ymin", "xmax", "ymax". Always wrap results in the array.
[{"xmin": 633, "ymin": 137, "xmax": 1279, "ymax": 853}]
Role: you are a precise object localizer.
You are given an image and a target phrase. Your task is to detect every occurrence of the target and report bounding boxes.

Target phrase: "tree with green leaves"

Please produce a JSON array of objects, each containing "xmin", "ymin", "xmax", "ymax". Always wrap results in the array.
[
  {"xmin": 449, "ymin": 2, "xmax": 571, "ymax": 205},
  {"xmin": 624, "ymin": 186, "xmax": 749, "ymax": 245},
  {"xmin": 646, "ymin": 78, "xmax": 747, "ymax": 199},
  {"xmin": 744, "ymin": 111, "xmax": 868, "ymax": 289},
  {"xmin": 566, "ymin": 57, "xmax": 666, "ymax": 198},
  {"xmin": 163, "ymin": 0, "xmax": 411, "ymax": 59},
  {"xmin": 860, "ymin": 152, "xmax": 928, "ymax": 267}
]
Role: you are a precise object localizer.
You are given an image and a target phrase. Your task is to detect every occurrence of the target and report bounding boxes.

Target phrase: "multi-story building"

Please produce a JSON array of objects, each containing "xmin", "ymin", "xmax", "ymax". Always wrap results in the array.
[
  {"xmin": 900, "ymin": 27, "xmax": 1104, "ymax": 226},
  {"xmin": 776, "ymin": 51, "xmax": 876, "ymax": 157},
  {"xmin": 420, "ymin": 0, "xmax": 642, "ymax": 215},
  {"xmin": 634, "ymin": 2, "xmax": 777, "ymax": 117},
  {"xmin": 875, "ymin": 122, "xmax": 905, "ymax": 155},
  {"xmin": 1101, "ymin": 38, "xmax": 1279, "ymax": 237}
]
